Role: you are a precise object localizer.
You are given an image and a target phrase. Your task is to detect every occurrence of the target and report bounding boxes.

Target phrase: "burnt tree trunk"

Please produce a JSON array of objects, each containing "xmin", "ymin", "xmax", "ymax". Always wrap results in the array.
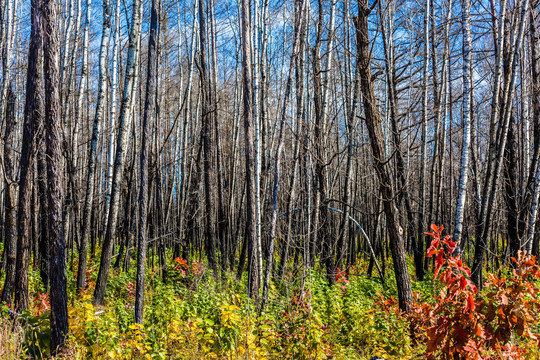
[
  {"xmin": 13, "ymin": 0, "xmax": 43, "ymax": 312},
  {"xmin": 354, "ymin": 1, "xmax": 413, "ymax": 312},
  {"xmin": 43, "ymin": 0, "xmax": 69, "ymax": 349}
]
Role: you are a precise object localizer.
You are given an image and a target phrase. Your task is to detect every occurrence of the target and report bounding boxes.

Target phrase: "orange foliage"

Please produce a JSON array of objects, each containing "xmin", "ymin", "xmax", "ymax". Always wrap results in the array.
[{"xmin": 378, "ymin": 224, "xmax": 540, "ymax": 360}]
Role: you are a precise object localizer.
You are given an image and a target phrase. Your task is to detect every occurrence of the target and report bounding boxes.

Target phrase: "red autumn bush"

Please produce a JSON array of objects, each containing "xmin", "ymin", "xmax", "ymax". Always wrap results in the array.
[{"xmin": 379, "ymin": 224, "xmax": 540, "ymax": 360}]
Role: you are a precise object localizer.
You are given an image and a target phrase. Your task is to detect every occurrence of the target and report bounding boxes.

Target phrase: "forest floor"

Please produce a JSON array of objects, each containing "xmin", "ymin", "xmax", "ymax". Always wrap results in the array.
[{"xmin": 2, "ymin": 241, "xmax": 540, "ymax": 359}]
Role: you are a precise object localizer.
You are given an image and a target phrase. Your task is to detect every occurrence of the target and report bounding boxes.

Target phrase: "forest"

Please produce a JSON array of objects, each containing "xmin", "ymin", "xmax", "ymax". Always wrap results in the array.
[{"xmin": 1, "ymin": 0, "xmax": 540, "ymax": 358}]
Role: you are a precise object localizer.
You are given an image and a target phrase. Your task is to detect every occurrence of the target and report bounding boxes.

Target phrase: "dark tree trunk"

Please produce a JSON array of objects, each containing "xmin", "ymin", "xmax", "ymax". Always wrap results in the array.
[
  {"xmin": 278, "ymin": 19, "xmax": 306, "ymax": 279},
  {"xmin": 1, "ymin": 84, "xmax": 16, "ymax": 305},
  {"xmin": 354, "ymin": 1, "xmax": 413, "ymax": 312},
  {"xmin": 261, "ymin": 0, "xmax": 305, "ymax": 309},
  {"xmin": 380, "ymin": 8, "xmax": 420, "ymax": 281},
  {"xmin": 198, "ymin": 0, "xmax": 218, "ymax": 277},
  {"xmin": 313, "ymin": 0, "xmax": 333, "ymax": 285},
  {"xmin": 116, "ymin": 142, "xmax": 137, "ymax": 270},
  {"xmin": 504, "ymin": 114, "xmax": 520, "ymax": 258},
  {"xmin": 13, "ymin": 0, "xmax": 43, "ymax": 312},
  {"xmin": 42, "ymin": 0, "xmax": 69, "ymax": 349},
  {"xmin": 135, "ymin": 0, "xmax": 159, "ymax": 322},
  {"xmin": 240, "ymin": 0, "xmax": 260, "ymax": 302},
  {"xmin": 37, "ymin": 142, "xmax": 49, "ymax": 289}
]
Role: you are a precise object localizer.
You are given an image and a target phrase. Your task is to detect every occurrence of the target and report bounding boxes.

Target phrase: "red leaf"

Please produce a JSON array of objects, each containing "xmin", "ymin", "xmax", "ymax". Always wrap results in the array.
[
  {"xmin": 460, "ymin": 276, "xmax": 467, "ymax": 289},
  {"xmin": 433, "ymin": 253, "xmax": 443, "ymax": 278},
  {"xmin": 467, "ymin": 280, "xmax": 478, "ymax": 294},
  {"xmin": 434, "ymin": 252, "xmax": 444, "ymax": 278},
  {"xmin": 443, "ymin": 269, "xmax": 453, "ymax": 283},
  {"xmin": 466, "ymin": 294, "xmax": 475, "ymax": 312},
  {"xmin": 427, "ymin": 247, "xmax": 439, "ymax": 258}
]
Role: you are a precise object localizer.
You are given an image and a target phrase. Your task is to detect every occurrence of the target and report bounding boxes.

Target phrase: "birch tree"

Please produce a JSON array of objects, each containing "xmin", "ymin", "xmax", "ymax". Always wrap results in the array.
[
  {"xmin": 77, "ymin": 0, "xmax": 111, "ymax": 291},
  {"xmin": 453, "ymin": 0, "xmax": 474, "ymax": 250},
  {"xmin": 94, "ymin": 0, "xmax": 142, "ymax": 305},
  {"xmin": 262, "ymin": 0, "xmax": 305, "ymax": 309}
]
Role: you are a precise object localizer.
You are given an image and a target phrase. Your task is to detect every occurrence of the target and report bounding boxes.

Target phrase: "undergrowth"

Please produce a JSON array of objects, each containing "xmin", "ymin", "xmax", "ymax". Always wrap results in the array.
[
  {"xmin": 0, "ymin": 250, "xmax": 420, "ymax": 359},
  {"xmin": 4, "ymin": 227, "xmax": 540, "ymax": 359}
]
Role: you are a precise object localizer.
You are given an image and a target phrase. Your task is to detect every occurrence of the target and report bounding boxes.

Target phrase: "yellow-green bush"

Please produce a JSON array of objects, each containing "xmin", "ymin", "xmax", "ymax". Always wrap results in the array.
[{"xmin": 6, "ymin": 256, "xmax": 426, "ymax": 359}]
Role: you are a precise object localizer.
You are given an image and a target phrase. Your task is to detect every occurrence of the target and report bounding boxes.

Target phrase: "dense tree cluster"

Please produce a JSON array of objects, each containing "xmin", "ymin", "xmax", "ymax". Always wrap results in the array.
[{"xmin": 0, "ymin": 0, "xmax": 539, "ymax": 352}]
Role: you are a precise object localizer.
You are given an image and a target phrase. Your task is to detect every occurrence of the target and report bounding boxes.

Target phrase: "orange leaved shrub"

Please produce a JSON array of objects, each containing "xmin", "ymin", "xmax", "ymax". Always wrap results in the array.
[{"xmin": 378, "ymin": 224, "xmax": 540, "ymax": 360}]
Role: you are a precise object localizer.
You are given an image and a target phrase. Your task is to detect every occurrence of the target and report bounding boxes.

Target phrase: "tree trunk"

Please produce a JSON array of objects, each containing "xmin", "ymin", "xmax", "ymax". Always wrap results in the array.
[
  {"xmin": 13, "ymin": 0, "xmax": 43, "ymax": 312},
  {"xmin": 208, "ymin": 0, "xmax": 227, "ymax": 271},
  {"xmin": 0, "ymin": 84, "xmax": 16, "ymax": 305},
  {"xmin": 134, "ymin": 0, "xmax": 159, "ymax": 323},
  {"xmin": 416, "ymin": 0, "xmax": 430, "ymax": 281},
  {"xmin": 472, "ymin": 0, "xmax": 529, "ymax": 286},
  {"xmin": 77, "ymin": 0, "xmax": 110, "ymax": 291},
  {"xmin": 94, "ymin": 0, "xmax": 142, "ymax": 305},
  {"xmin": 354, "ymin": 0, "xmax": 413, "ymax": 312},
  {"xmin": 379, "ymin": 0, "xmax": 419, "ymax": 281},
  {"xmin": 313, "ymin": 0, "xmax": 333, "ymax": 285},
  {"xmin": 261, "ymin": 0, "xmax": 305, "ymax": 309},
  {"xmin": 524, "ymin": 4, "xmax": 540, "ymax": 254},
  {"xmin": 37, "ymin": 141, "xmax": 49, "ymax": 289},
  {"xmin": 240, "ymin": 0, "xmax": 260, "ymax": 302},
  {"xmin": 43, "ymin": 0, "xmax": 69, "ymax": 349},
  {"xmin": 336, "ymin": 0, "xmax": 360, "ymax": 271},
  {"xmin": 198, "ymin": 0, "xmax": 218, "ymax": 277},
  {"xmin": 105, "ymin": 0, "xmax": 122, "ymax": 235},
  {"xmin": 453, "ymin": 0, "xmax": 474, "ymax": 249}
]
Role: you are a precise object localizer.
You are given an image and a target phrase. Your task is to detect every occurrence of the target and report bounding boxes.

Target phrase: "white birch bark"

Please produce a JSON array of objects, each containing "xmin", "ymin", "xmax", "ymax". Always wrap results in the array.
[
  {"xmin": 475, "ymin": 0, "xmax": 507, "ymax": 243},
  {"xmin": 62, "ymin": 0, "xmax": 83, "ymax": 119},
  {"xmin": 419, "ymin": 0, "xmax": 430, "ymax": 237},
  {"xmin": 321, "ymin": 0, "xmax": 336, "ymax": 129},
  {"xmin": 240, "ymin": 0, "xmax": 260, "ymax": 301},
  {"xmin": 65, "ymin": 0, "xmax": 92, "ymax": 254},
  {"xmin": 253, "ymin": 0, "xmax": 263, "ymax": 285},
  {"xmin": 104, "ymin": 0, "xmax": 122, "ymax": 230},
  {"xmin": 261, "ymin": 0, "xmax": 305, "ymax": 309},
  {"xmin": 177, "ymin": 0, "xmax": 198, "ymax": 244},
  {"xmin": 94, "ymin": 0, "xmax": 142, "ymax": 305},
  {"xmin": 74, "ymin": 0, "xmax": 92, "ymax": 162},
  {"xmin": 453, "ymin": 0, "xmax": 474, "ymax": 246},
  {"xmin": 77, "ymin": 0, "xmax": 110, "ymax": 291}
]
